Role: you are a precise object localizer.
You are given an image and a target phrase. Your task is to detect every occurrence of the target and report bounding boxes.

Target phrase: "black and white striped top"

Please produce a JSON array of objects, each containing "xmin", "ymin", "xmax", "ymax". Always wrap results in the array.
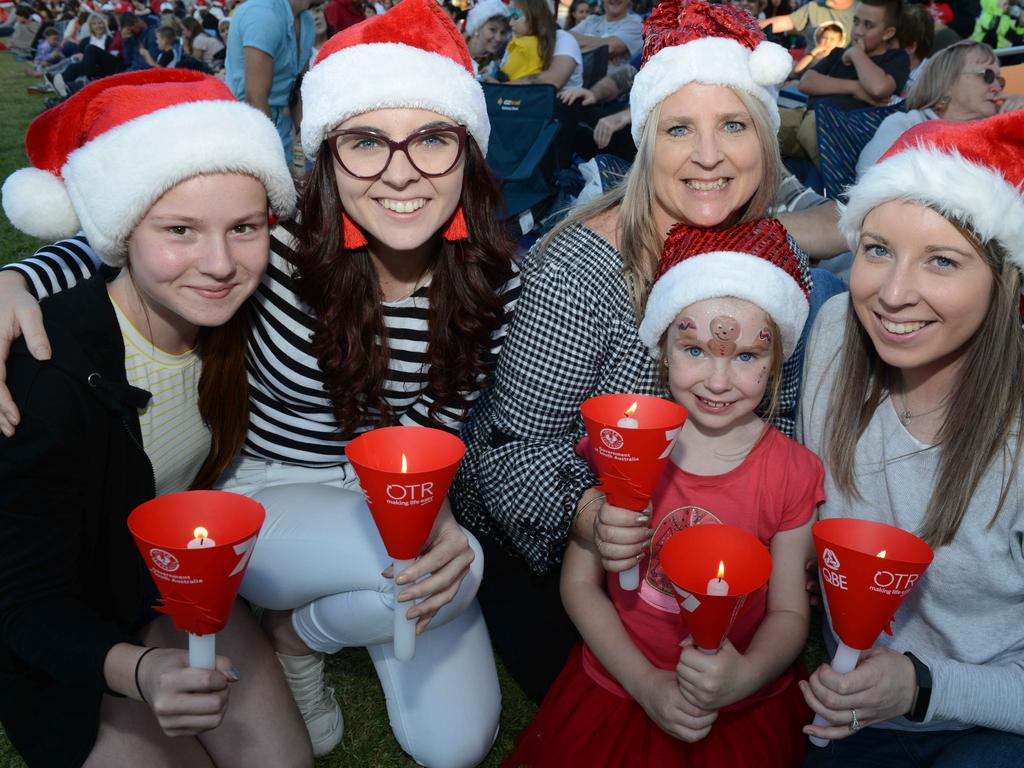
[{"xmin": 6, "ymin": 229, "xmax": 521, "ymax": 468}]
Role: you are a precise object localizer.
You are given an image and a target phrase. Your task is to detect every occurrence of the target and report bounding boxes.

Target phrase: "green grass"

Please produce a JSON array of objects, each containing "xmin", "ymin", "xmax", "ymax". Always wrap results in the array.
[
  {"xmin": 0, "ymin": 52, "xmax": 536, "ymax": 767},
  {"xmin": 0, "ymin": 52, "xmax": 825, "ymax": 767}
]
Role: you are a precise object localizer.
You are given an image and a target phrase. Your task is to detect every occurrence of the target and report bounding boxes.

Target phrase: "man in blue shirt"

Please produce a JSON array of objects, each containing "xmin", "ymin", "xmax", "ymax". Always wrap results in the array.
[
  {"xmin": 119, "ymin": 12, "xmax": 160, "ymax": 70},
  {"xmin": 225, "ymin": 0, "xmax": 315, "ymax": 159}
]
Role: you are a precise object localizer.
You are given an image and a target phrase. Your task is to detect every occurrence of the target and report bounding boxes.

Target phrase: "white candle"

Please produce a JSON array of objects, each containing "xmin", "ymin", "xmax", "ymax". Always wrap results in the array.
[
  {"xmin": 706, "ymin": 561, "xmax": 729, "ymax": 595},
  {"xmin": 187, "ymin": 526, "xmax": 216, "ymax": 548},
  {"xmin": 392, "ymin": 558, "xmax": 416, "ymax": 662},
  {"xmin": 188, "ymin": 632, "xmax": 216, "ymax": 669},
  {"xmin": 616, "ymin": 402, "xmax": 641, "ymax": 590}
]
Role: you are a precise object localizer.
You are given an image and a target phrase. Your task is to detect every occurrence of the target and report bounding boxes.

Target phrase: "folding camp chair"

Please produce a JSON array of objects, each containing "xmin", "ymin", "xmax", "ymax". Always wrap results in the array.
[
  {"xmin": 581, "ymin": 45, "xmax": 609, "ymax": 88},
  {"xmin": 815, "ymin": 100, "xmax": 906, "ymax": 201},
  {"xmin": 483, "ymin": 83, "xmax": 562, "ymax": 233}
]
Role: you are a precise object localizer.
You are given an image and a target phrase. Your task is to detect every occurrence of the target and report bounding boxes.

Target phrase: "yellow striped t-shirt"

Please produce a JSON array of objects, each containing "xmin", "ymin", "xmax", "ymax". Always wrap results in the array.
[{"xmin": 112, "ymin": 301, "xmax": 212, "ymax": 496}]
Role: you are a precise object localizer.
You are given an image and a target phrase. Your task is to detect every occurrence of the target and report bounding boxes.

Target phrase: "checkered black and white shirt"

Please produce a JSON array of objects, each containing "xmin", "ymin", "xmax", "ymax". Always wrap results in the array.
[{"xmin": 451, "ymin": 223, "xmax": 811, "ymax": 575}]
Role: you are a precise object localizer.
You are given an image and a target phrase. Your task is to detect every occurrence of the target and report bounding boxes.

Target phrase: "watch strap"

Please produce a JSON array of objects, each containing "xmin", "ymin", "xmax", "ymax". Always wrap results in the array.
[{"xmin": 904, "ymin": 651, "xmax": 932, "ymax": 722}]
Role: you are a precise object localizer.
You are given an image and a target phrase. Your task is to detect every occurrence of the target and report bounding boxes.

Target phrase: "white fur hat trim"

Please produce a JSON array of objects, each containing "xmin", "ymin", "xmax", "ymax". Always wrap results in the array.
[
  {"xmin": 840, "ymin": 146, "xmax": 1024, "ymax": 264},
  {"xmin": 466, "ymin": 0, "xmax": 510, "ymax": 36},
  {"xmin": 301, "ymin": 42, "xmax": 490, "ymax": 158},
  {"xmin": 630, "ymin": 36, "xmax": 790, "ymax": 144},
  {"xmin": 638, "ymin": 250, "xmax": 809, "ymax": 359}
]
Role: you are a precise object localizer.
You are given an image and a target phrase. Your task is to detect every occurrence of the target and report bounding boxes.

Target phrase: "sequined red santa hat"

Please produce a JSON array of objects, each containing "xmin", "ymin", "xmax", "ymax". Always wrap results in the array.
[
  {"xmin": 300, "ymin": 0, "xmax": 489, "ymax": 158},
  {"xmin": 639, "ymin": 218, "xmax": 811, "ymax": 359},
  {"xmin": 1, "ymin": 70, "xmax": 296, "ymax": 266},
  {"xmin": 840, "ymin": 112, "xmax": 1024, "ymax": 262},
  {"xmin": 629, "ymin": 0, "xmax": 792, "ymax": 144}
]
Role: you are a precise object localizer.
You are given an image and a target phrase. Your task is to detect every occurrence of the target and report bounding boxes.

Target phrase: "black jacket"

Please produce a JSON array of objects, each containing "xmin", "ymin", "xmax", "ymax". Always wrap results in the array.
[{"xmin": 0, "ymin": 271, "xmax": 158, "ymax": 768}]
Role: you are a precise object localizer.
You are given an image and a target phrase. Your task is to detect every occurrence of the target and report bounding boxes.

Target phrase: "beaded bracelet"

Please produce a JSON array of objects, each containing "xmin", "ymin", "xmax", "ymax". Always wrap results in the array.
[{"xmin": 134, "ymin": 647, "xmax": 159, "ymax": 704}]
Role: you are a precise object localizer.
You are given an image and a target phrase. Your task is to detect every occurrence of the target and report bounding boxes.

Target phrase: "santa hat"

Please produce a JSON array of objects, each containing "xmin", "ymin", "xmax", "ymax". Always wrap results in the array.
[
  {"xmin": 1, "ymin": 70, "xmax": 296, "ymax": 267},
  {"xmin": 300, "ymin": 0, "xmax": 489, "ymax": 158},
  {"xmin": 629, "ymin": 0, "xmax": 792, "ymax": 144},
  {"xmin": 840, "ymin": 112, "xmax": 1024, "ymax": 263},
  {"xmin": 639, "ymin": 218, "xmax": 811, "ymax": 359},
  {"xmin": 465, "ymin": 0, "xmax": 509, "ymax": 37}
]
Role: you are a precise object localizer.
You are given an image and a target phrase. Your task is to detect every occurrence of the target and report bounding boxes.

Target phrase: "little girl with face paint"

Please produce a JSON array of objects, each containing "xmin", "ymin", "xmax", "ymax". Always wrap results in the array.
[{"xmin": 507, "ymin": 219, "xmax": 824, "ymax": 767}]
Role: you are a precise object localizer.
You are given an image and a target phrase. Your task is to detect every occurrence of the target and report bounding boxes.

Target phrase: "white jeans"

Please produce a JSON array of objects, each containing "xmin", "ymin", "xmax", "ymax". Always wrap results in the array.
[{"xmin": 219, "ymin": 456, "xmax": 501, "ymax": 768}]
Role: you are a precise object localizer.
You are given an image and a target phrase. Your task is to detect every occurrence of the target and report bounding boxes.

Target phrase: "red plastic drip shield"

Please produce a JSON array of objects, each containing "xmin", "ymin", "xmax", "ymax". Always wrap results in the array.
[
  {"xmin": 127, "ymin": 491, "xmax": 265, "ymax": 636},
  {"xmin": 345, "ymin": 426, "xmax": 466, "ymax": 560},
  {"xmin": 580, "ymin": 394, "xmax": 687, "ymax": 511},
  {"xmin": 813, "ymin": 518, "xmax": 934, "ymax": 650},
  {"xmin": 660, "ymin": 524, "xmax": 772, "ymax": 651}
]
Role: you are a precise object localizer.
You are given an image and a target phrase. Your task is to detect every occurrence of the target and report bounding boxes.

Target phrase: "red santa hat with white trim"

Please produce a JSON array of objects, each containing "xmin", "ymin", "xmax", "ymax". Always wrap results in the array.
[
  {"xmin": 629, "ymin": 0, "xmax": 792, "ymax": 145},
  {"xmin": 840, "ymin": 112, "xmax": 1024, "ymax": 262},
  {"xmin": 1, "ymin": 70, "xmax": 296, "ymax": 267},
  {"xmin": 300, "ymin": 0, "xmax": 489, "ymax": 159},
  {"xmin": 639, "ymin": 218, "xmax": 811, "ymax": 359}
]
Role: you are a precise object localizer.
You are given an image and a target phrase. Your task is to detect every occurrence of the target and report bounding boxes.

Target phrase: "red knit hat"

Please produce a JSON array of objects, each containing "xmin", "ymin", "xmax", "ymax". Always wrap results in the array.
[
  {"xmin": 840, "ymin": 112, "xmax": 1024, "ymax": 261},
  {"xmin": 300, "ymin": 0, "xmax": 489, "ymax": 158},
  {"xmin": 629, "ymin": 0, "xmax": 792, "ymax": 143},
  {"xmin": 1, "ymin": 70, "xmax": 296, "ymax": 266},
  {"xmin": 639, "ymin": 218, "xmax": 810, "ymax": 359}
]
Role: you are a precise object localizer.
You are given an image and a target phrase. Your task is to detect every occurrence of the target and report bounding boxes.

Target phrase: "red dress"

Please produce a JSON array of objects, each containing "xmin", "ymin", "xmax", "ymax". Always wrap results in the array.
[{"xmin": 506, "ymin": 426, "xmax": 825, "ymax": 768}]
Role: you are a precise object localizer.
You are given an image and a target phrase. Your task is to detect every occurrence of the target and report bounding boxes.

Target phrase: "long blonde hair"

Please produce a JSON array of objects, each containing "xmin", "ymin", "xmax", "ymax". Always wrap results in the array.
[
  {"xmin": 539, "ymin": 87, "xmax": 781, "ymax": 319},
  {"xmin": 827, "ymin": 214, "xmax": 1024, "ymax": 547}
]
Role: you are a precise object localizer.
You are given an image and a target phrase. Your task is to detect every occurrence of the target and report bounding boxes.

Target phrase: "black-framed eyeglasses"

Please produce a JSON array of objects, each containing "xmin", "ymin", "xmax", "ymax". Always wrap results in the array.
[
  {"xmin": 325, "ymin": 125, "xmax": 468, "ymax": 180},
  {"xmin": 964, "ymin": 68, "xmax": 1006, "ymax": 88}
]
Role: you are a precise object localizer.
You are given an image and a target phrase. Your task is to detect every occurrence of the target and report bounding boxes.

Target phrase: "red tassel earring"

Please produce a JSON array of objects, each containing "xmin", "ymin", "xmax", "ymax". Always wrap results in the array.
[
  {"xmin": 342, "ymin": 212, "xmax": 368, "ymax": 250},
  {"xmin": 442, "ymin": 205, "xmax": 469, "ymax": 242}
]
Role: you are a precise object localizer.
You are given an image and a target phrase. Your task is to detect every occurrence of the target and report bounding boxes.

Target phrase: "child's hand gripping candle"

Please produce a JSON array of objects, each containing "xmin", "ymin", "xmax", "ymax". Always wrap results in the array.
[
  {"xmin": 345, "ymin": 426, "xmax": 466, "ymax": 662},
  {"xmin": 807, "ymin": 519, "xmax": 933, "ymax": 746},
  {"xmin": 580, "ymin": 394, "xmax": 687, "ymax": 591}
]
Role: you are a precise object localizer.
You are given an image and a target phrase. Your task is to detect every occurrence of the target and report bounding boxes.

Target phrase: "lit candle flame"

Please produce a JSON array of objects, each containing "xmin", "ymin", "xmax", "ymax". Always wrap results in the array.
[
  {"xmin": 716, "ymin": 560, "xmax": 726, "ymax": 580},
  {"xmin": 624, "ymin": 401, "xmax": 638, "ymax": 418},
  {"xmin": 193, "ymin": 526, "xmax": 209, "ymax": 542},
  {"xmin": 401, "ymin": 453, "xmax": 408, "ymax": 474},
  {"xmin": 876, "ymin": 549, "xmax": 887, "ymax": 558}
]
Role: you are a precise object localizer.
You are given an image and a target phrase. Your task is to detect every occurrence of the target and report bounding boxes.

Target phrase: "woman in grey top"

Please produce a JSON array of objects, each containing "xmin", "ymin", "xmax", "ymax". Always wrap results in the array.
[{"xmin": 799, "ymin": 111, "xmax": 1024, "ymax": 765}]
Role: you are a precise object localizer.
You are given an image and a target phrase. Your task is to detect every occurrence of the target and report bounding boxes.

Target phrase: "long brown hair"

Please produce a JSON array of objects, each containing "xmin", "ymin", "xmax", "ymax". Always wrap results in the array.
[
  {"xmin": 826, "ymin": 216, "xmax": 1024, "ymax": 547},
  {"xmin": 291, "ymin": 139, "xmax": 516, "ymax": 439},
  {"xmin": 192, "ymin": 311, "xmax": 250, "ymax": 489},
  {"xmin": 540, "ymin": 88, "xmax": 780, "ymax": 319},
  {"xmin": 516, "ymin": 0, "xmax": 556, "ymax": 70}
]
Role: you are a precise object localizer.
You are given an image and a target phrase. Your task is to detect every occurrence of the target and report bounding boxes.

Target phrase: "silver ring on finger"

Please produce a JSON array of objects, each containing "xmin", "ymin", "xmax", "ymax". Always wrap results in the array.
[{"xmin": 850, "ymin": 708, "xmax": 861, "ymax": 733}]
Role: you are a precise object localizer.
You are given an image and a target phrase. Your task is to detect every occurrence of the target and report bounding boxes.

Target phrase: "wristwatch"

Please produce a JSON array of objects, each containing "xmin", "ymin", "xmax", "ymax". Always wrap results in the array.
[{"xmin": 904, "ymin": 652, "xmax": 932, "ymax": 722}]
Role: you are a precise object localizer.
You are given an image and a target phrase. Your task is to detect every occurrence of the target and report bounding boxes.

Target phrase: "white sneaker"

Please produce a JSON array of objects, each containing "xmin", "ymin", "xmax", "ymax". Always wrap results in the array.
[{"xmin": 277, "ymin": 652, "xmax": 344, "ymax": 757}]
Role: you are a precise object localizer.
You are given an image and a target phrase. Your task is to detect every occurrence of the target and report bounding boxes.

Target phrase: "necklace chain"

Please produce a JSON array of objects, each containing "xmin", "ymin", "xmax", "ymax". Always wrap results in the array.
[{"xmin": 892, "ymin": 389, "xmax": 945, "ymax": 426}]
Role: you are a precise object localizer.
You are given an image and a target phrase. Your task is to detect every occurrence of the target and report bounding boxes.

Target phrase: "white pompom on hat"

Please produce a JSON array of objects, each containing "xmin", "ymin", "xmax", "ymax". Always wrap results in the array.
[
  {"xmin": 629, "ymin": 0, "xmax": 792, "ymax": 144},
  {"xmin": 639, "ymin": 218, "xmax": 811, "ymax": 359},
  {"xmin": 840, "ymin": 111, "xmax": 1024, "ymax": 264},
  {"xmin": 300, "ymin": 0, "xmax": 489, "ymax": 159},
  {"xmin": 1, "ymin": 69, "xmax": 296, "ymax": 267},
  {"xmin": 465, "ymin": 0, "xmax": 510, "ymax": 37}
]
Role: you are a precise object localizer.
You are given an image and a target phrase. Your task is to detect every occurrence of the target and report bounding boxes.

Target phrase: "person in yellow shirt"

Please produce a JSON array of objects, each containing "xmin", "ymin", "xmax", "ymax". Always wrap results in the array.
[{"xmin": 500, "ymin": 0, "xmax": 554, "ymax": 81}]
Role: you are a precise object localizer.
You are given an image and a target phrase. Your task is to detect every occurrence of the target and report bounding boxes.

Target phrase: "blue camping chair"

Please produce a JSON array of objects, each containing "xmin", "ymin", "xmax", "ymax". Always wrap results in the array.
[
  {"xmin": 483, "ymin": 83, "xmax": 562, "ymax": 231},
  {"xmin": 814, "ymin": 100, "xmax": 906, "ymax": 201}
]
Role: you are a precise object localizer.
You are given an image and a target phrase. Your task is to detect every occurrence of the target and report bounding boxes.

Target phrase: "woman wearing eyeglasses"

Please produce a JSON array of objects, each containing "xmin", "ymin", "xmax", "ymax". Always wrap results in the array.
[
  {"xmin": 0, "ymin": 2, "xmax": 516, "ymax": 765},
  {"xmin": 856, "ymin": 40, "xmax": 1024, "ymax": 176}
]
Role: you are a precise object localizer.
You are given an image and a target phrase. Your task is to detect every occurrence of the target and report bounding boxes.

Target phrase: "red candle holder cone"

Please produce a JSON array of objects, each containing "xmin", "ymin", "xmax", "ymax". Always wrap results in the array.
[
  {"xmin": 581, "ymin": 394, "xmax": 687, "ymax": 590},
  {"xmin": 808, "ymin": 517, "xmax": 933, "ymax": 745},
  {"xmin": 345, "ymin": 426, "xmax": 465, "ymax": 561},
  {"xmin": 813, "ymin": 518, "xmax": 933, "ymax": 651},
  {"xmin": 345, "ymin": 425, "xmax": 466, "ymax": 661},
  {"xmin": 659, "ymin": 524, "xmax": 771, "ymax": 652},
  {"xmin": 128, "ymin": 491, "xmax": 265, "ymax": 667}
]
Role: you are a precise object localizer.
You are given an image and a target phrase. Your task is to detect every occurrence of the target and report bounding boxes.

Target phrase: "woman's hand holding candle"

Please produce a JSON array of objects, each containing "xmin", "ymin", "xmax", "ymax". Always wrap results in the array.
[
  {"xmin": 379, "ymin": 500, "xmax": 474, "ymax": 634},
  {"xmin": 592, "ymin": 498, "xmax": 653, "ymax": 574},
  {"xmin": 122, "ymin": 645, "xmax": 239, "ymax": 736},
  {"xmin": 800, "ymin": 647, "xmax": 917, "ymax": 742}
]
